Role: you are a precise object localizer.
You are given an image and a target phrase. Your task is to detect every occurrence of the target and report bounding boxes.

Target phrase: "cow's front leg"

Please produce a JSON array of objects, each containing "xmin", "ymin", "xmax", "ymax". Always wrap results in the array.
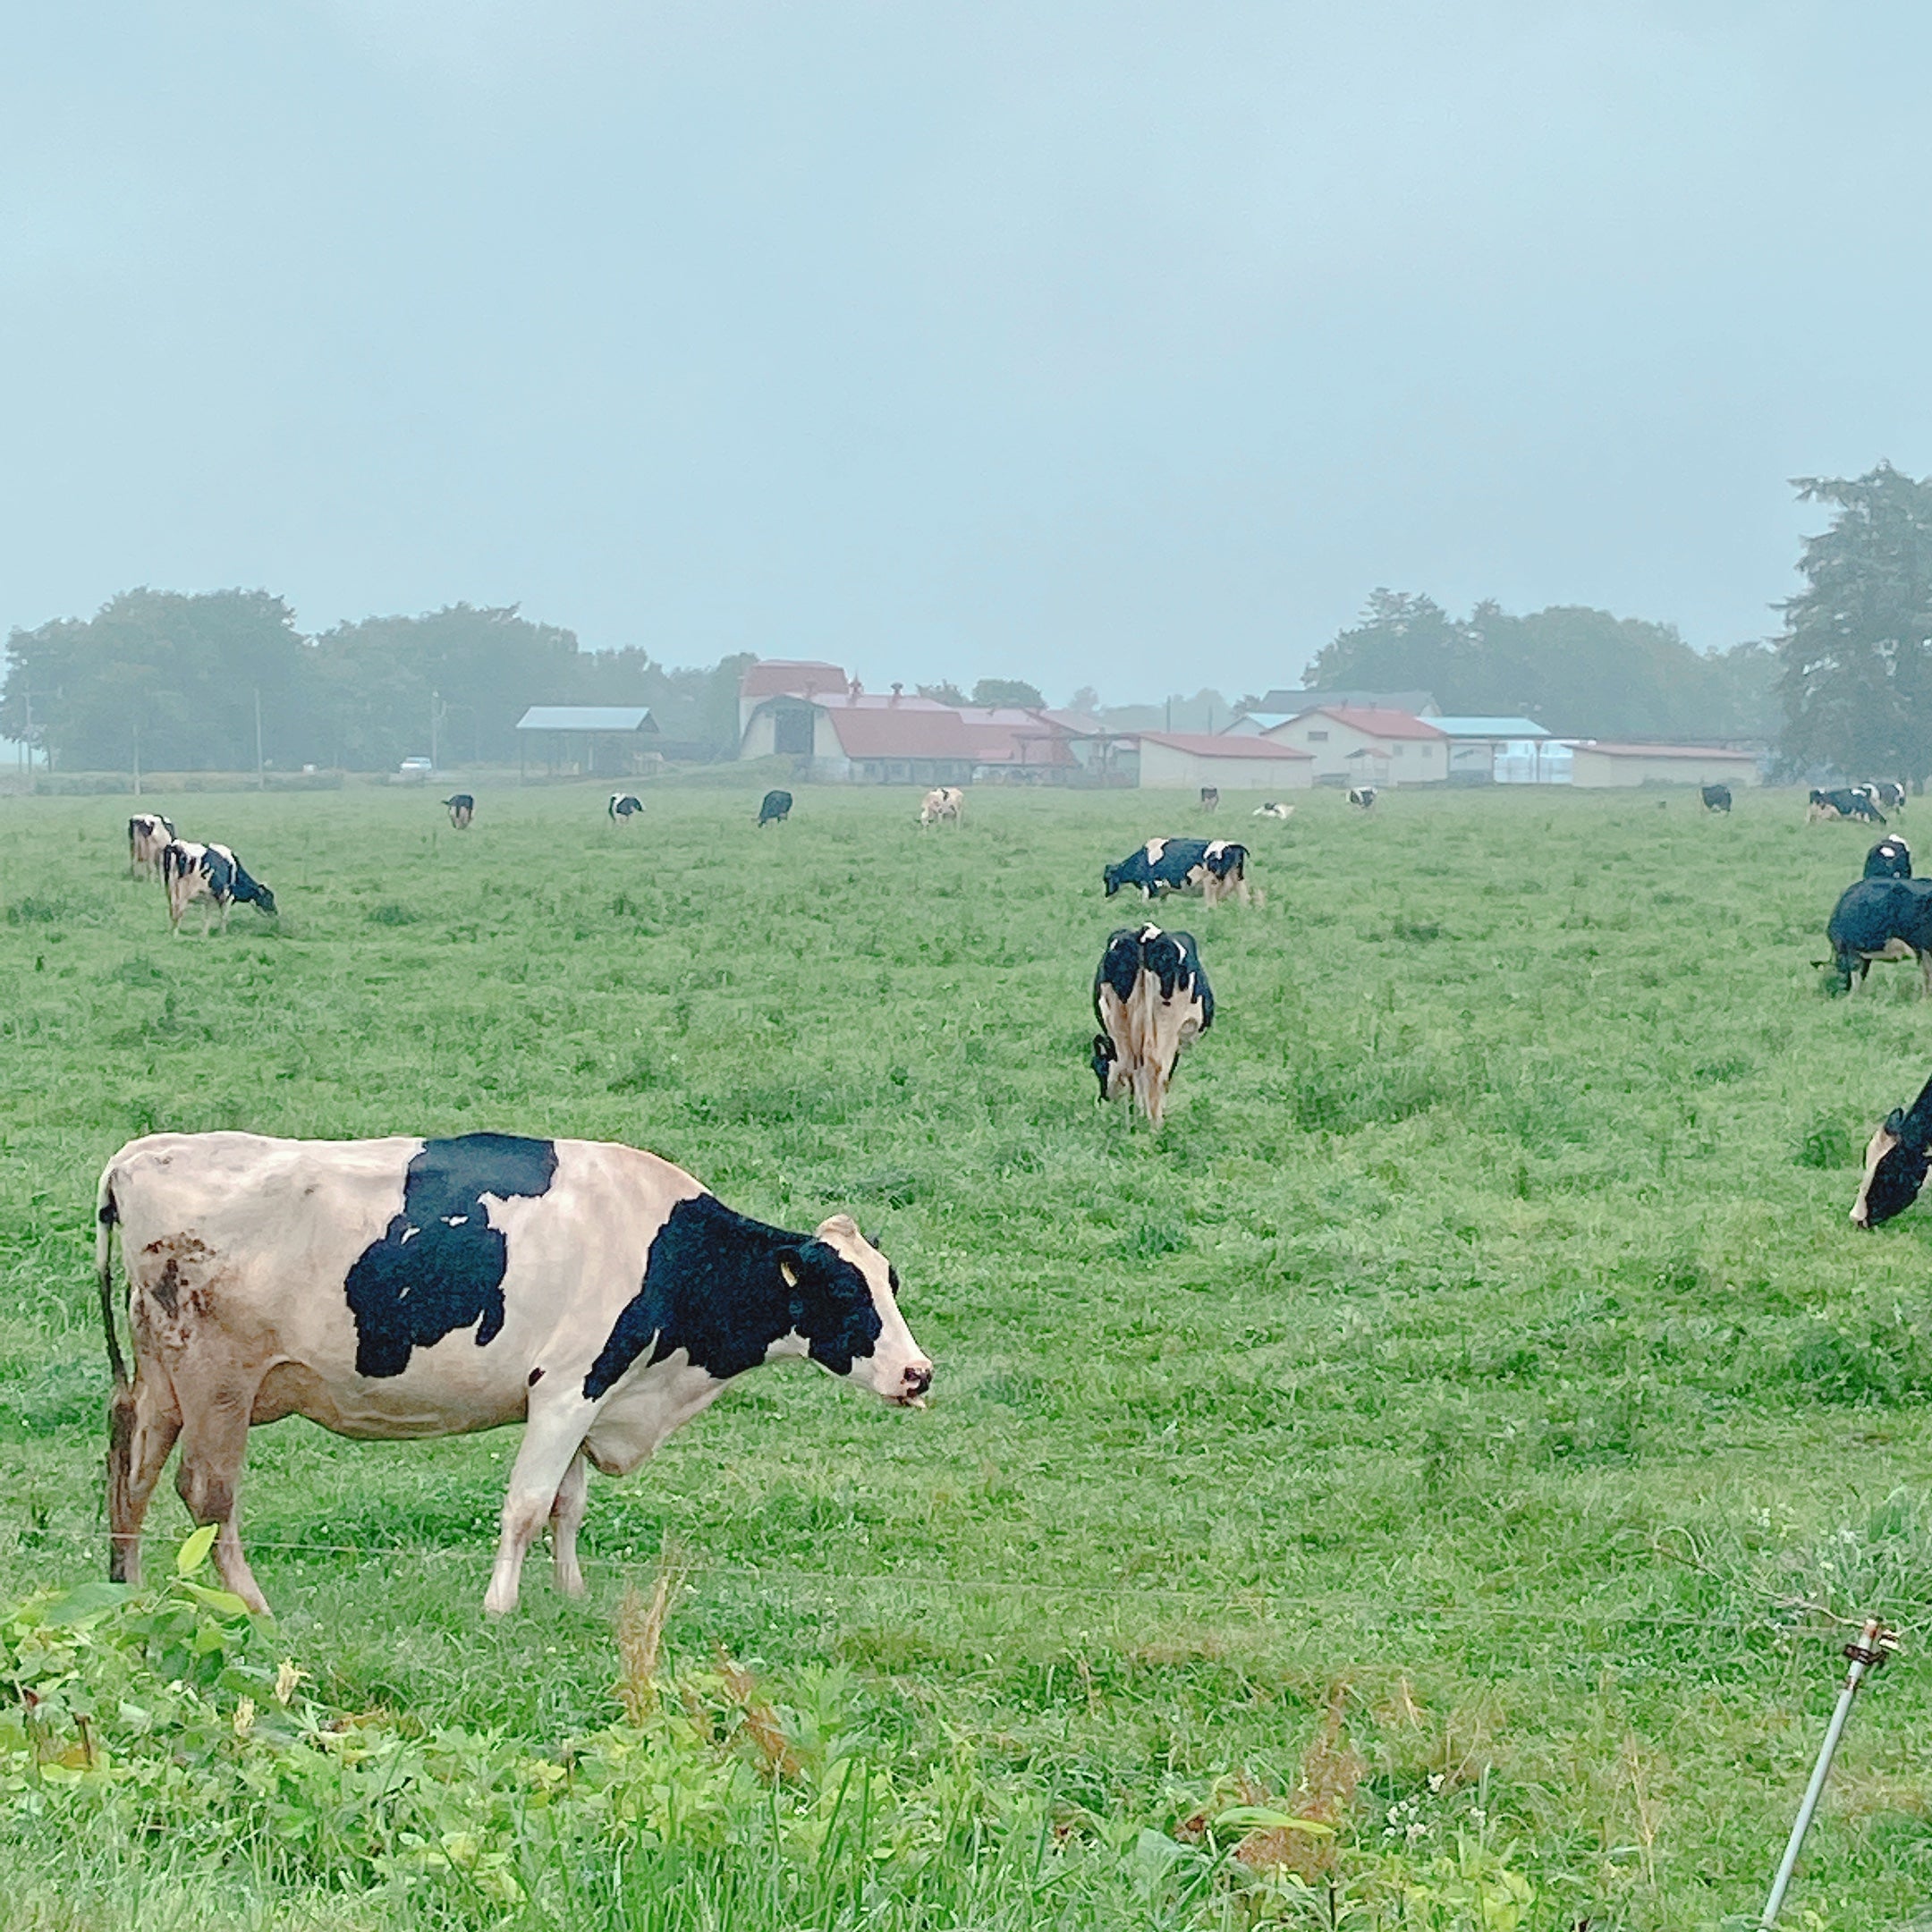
[
  {"xmin": 486, "ymin": 1409, "xmax": 591, "ymax": 1615},
  {"xmin": 549, "ymin": 1449, "xmax": 589, "ymax": 1598}
]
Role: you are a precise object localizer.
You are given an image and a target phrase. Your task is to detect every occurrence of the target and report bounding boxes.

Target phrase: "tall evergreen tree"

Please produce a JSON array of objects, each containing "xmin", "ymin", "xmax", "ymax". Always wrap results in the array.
[{"xmin": 1776, "ymin": 463, "xmax": 1932, "ymax": 784}]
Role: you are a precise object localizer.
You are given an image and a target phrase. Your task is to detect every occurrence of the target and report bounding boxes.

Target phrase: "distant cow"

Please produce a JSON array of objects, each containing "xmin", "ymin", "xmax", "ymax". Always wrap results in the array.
[
  {"xmin": 97, "ymin": 1131, "xmax": 931, "ymax": 1615},
  {"xmin": 1700, "ymin": 784, "xmax": 1732, "ymax": 813},
  {"xmin": 128, "ymin": 813, "xmax": 176, "ymax": 880},
  {"xmin": 1090, "ymin": 925, "xmax": 1214, "ymax": 1130},
  {"xmin": 1347, "ymin": 786, "xmax": 1377, "ymax": 810},
  {"xmin": 1199, "ymin": 786, "xmax": 1219, "ymax": 813},
  {"xmin": 1862, "ymin": 781, "xmax": 1907, "ymax": 816},
  {"xmin": 919, "ymin": 786, "xmax": 965, "ymax": 828},
  {"xmin": 161, "ymin": 841, "xmax": 277, "ymax": 936},
  {"xmin": 1252, "ymin": 801, "xmax": 1295, "ymax": 820},
  {"xmin": 1809, "ymin": 787, "xmax": 1885, "ymax": 826},
  {"xmin": 1850, "ymin": 1067, "xmax": 1932, "ymax": 1228},
  {"xmin": 757, "ymin": 790, "xmax": 793, "ymax": 827},
  {"xmin": 443, "ymin": 793, "xmax": 475, "ymax": 829},
  {"xmin": 1102, "ymin": 837, "xmax": 1254, "ymax": 907},
  {"xmin": 1825, "ymin": 876, "xmax": 1932, "ymax": 994},
  {"xmin": 1866, "ymin": 836, "xmax": 1913, "ymax": 881},
  {"xmin": 608, "ymin": 794, "xmax": 643, "ymax": 824}
]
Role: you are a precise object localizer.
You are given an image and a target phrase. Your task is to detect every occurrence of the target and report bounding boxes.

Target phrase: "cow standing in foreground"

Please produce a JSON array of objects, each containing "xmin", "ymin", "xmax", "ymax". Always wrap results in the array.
[
  {"xmin": 1809, "ymin": 788, "xmax": 1885, "ymax": 826},
  {"xmin": 1866, "ymin": 837, "xmax": 1913, "ymax": 881},
  {"xmin": 1700, "ymin": 785, "xmax": 1732, "ymax": 813},
  {"xmin": 1851, "ymin": 1068, "xmax": 1932, "ymax": 1228},
  {"xmin": 1347, "ymin": 786, "xmax": 1377, "ymax": 810},
  {"xmin": 919, "ymin": 786, "xmax": 965, "ymax": 827},
  {"xmin": 128, "ymin": 814, "xmax": 177, "ymax": 880},
  {"xmin": 97, "ymin": 1131, "xmax": 932, "ymax": 1616},
  {"xmin": 757, "ymin": 790, "xmax": 793, "ymax": 827},
  {"xmin": 161, "ymin": 841, "xmax": 277, "ymax": 935},
  {"xmin": 608, "ymin": 794, "xmax": 643, "ymax": 824},
  {"xmin": 1199, "ymin": 786, "xmax": 1219, "ymax": 813},
  {"xmin": 443, "ymin": 794, "xmax": 475, "ymax": 829},
  {"xmin": 1090, "ymin": 926, "xmax": 1214, "ymax": 1130},
  {"xmin": 1825, "ymin": 877, "xmax": 1932, "ymax": 994}
]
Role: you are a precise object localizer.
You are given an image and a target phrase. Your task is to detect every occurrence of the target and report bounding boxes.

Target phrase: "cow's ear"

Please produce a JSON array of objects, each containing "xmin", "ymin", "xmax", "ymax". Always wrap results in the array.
[
  {"xmin": 817, "ymin": 1212, "xmax": 860, "ymax": 1243},
  {"xmin": 1885, "ymin": 1109, "xmax": 1909, "ymax": 1138}
]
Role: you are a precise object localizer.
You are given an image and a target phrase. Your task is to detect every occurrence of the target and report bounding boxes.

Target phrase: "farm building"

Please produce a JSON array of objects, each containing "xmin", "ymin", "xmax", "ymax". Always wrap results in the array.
[
  {"xmin": 514, "ymin": 706, "xmax": 660, "ymax": 778},
  {"xmin": 1251, "ymin": 706, "xmax": 1449, "ymax": 786},
  {"xmin": 1429, "ymin": 716, "xmax": 1559, "ymax": 784},
  {"xmin": 1568, "ymin": 742, "xmax": 1761, "ymax": 788},
  {"xmin": 1228, "ymin": 688, "xmax": 1441, "ymax": 733},
  {"xmin": 1132, "ymin": 732, "xmax": 1314, "ymax": 791}
]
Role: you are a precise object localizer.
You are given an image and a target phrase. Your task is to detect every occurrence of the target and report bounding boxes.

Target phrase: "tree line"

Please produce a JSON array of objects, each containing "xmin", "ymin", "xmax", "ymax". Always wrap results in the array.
[{"xmin": 0, "ymin": 593, "xmax": 750, "ymax": 772}]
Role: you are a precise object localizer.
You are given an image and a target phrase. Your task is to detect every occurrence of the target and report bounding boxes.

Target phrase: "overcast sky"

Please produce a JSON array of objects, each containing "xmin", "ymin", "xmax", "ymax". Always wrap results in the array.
[{"xmin": 5, "ymin": 4, "xmax": 1928, "ymax": 700}]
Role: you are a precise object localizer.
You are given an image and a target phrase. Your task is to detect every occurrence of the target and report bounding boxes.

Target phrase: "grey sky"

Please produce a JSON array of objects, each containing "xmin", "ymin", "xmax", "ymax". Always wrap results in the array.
[{"xmin": 4, "ymin": 4, "xmax": 1926, "ymax": 700}]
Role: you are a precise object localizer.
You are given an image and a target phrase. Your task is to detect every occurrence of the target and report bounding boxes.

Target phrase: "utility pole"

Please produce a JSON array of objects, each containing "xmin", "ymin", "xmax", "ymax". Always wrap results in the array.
[
  {"xmin": 132, "ymin": 723, "xmax": 141, "ymax": 797},
  {"xmin": 254, "ymin": 688, "xmax": 266, "ymax": 790},
  {"xmin": 430, "ymin": 688, "xmax": 442, "ymax": 774}
]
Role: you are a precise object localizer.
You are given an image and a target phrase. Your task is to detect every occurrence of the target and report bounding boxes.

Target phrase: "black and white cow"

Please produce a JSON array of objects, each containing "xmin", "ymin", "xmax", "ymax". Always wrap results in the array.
[
  {"xmin": 757, "ymin": 790, "xmax": 793, "ymax": 827},
  {"xmin": 161, "ymin": 841, "xmax": 277, "ymax": 935},
  {"xmin": 1850, "ymin": 1068, "xmax": 1932, "ymax": 1228},
  {"xmin": 1199, "ymin": 786, "xmax": 1220, "ymax": 813},
  {"xmin": 443, "ymin": 793, "xmax": 475, "ymax": 829},
  {"xmin": 1252, "ymin": 801, "xmax": 1295, "ymax": 820},
  {"xmin": 1102, "ymin": 837, "xmax": 1253, "ymax": 906},
  {"xmin": 608, "ymin": 794, "xmax": 644, "ymax": 824},
  {"xmin": 97, "ymin": 1131, "xmax": 932, "ymax": 1616},
  {"xmin": 128, "ymin": 813, "xmax": 177, "ymax": 880},
  {"xmin": 1700, "ymin": 784, "xmax": 1732, "ymax": 814},
  {"xmin": 919, "ymin": 787, "xmax": 965, "ymax": 828},
  {"xmin": 1863, "ymin": 781, "xmax": 1907, "ymax": 816},
  {"xmin": 1825, "ymin": 876, "xmax": 1932, "ymax": 994},
  {"xmin": 1090, "ymin": 926, "xmax": 1214, "ymax": 1130},
  {"xmin": 1866, "ymin": 836, "xmax": 1913, "ymax": 881},
  {"xmin": 1347, "ymin": 785, "xmax": 1377, "ymax": 810},
  {"xmin": 1809, "ymin": 787, "xmax": 1885, "ymax": 826}
]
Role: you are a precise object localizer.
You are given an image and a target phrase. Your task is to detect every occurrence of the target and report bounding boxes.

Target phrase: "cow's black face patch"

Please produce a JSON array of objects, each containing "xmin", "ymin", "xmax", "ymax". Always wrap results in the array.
[
  {"xmin": 1859, "ymin": 1122, "xmax": 1930, "ymax": 1228},
  {"xmin": 345, "ymin": 1133, "xmax": 557, "ymax": 1377},
  {"xmin": 1091, "ymin": 1032, "xmax": 1116, "ymax": 1097},
  {"xmin": 583, "ymin": 1196, "xmax": 881, "ymax": 1398}
]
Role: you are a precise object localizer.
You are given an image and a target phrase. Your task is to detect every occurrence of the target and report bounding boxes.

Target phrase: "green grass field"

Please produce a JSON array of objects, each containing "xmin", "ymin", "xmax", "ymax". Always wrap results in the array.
[{"xmin": 1, "ymin": 780, "xmax": 1928, "ymax": 1930}]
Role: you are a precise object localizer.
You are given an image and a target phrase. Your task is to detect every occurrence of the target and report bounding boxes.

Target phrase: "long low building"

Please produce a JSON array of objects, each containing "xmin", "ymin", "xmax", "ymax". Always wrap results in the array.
[
  {"xmin": 1567, "ymin": 742, "xmax": 1760, "ymax": 788},
  {"xmin": 1134, "ymin": 731, "xmax": 1315, "ymax": 791}
]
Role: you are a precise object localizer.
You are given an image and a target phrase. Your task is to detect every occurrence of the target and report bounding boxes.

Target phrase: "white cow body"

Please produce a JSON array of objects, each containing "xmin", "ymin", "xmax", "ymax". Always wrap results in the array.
[{"xmin": 919, "ymin": 786, "xmax": 965, "ymax": 827}]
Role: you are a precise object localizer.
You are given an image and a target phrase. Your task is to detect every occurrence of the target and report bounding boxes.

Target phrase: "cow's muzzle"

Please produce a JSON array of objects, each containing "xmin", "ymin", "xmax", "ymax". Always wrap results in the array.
[{"xmin": 893, "ymin": 1361, "xmax": 934, "ymax": 1409}]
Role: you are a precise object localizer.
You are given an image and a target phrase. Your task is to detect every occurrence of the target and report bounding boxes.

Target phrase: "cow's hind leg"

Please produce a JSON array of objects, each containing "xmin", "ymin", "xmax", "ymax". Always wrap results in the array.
[
  {"xmin": 108, "ymin": 1371, "xmax": 181, "ymax": 1587},
  {"xmin": 549, "ymin": 1448, "xmax": 590, "ymax": 1598},
  {"xmin": 174, "ymin": 1375, "xmax": 267, "ymax": 1613}
]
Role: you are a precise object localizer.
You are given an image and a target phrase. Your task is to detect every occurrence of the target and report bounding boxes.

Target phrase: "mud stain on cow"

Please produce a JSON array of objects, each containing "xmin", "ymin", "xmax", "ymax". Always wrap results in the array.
[{"xmin": 344, "ymin": 1133, "xmax": 558, "ymax": 1379}]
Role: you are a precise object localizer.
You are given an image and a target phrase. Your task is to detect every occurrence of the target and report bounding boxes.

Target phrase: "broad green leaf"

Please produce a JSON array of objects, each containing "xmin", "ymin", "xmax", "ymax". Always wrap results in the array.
[
  {"xmin": 180, "ymin": 1581, "xmax": 254, "ymax": 1618},
  {"xmin": 176, "ymin": 1524, "xmax": 220, "ymax": 1575},
  {"xmin": 41, "ymin": 1580, "xmax": 130, "ymax": 1627}
]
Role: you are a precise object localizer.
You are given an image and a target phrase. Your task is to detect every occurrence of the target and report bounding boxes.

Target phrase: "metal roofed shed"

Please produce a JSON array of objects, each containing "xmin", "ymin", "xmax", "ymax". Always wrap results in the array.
[
  {"xmin": 1568, "ymin": 741, "xmax": 1760, "ymax": 789},
  {"xmin": 515, "ymin": 706, "xmax": 660, "ymax": 779},
  {"xmin": 1133, "ymin": 731, "xmax": 1315, "ymax": 791},
  {"xmin": 1428, "ymin": 716, "xmax": 1558, "ymax": 784}
]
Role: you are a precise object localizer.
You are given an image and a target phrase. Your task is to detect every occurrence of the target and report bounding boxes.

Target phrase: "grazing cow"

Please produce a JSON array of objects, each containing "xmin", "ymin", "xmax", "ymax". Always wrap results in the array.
[
  {"xmin": 1199, "ymin": 786, "xmax": 1220, "ymax": 813},
  {"xmin": 443, "ymin": 793, "xmax": 475, "ymax": 829},
  {"xmin": 1850, "ymin": 1068, "xmax": 1932, "ymax": 1228},
  {"xmin": 919, "ymin": 786, "xmax": 965, "ymax": 828},
  {"xmin": 1700, "ymin": 784, "xmax": 1732, "ymax": 814},
  {"xmin": 1252, "ymin": 801, "xmax": 1295, "ymax": 820},
  {"xmin": 1090, "ymin": 926, "xmax": 1214, "ymax": 1130},
  {"xmin": 97, "ymin": 1131, "xmax": 932, "ymax": 1616},
  {"xmin": 161, "ymin": 841, "xmax": 276, "ymax": 935},
  {"xmin": 1101, "ymin": 837, "xmax": 1254, "ymax": 906},
  {"xmin": 1866, "ymin": 836, "xmax": 1913, "ymax": 881},
  {"xmin": 1347, "ymin": 786, "xmax": 1377, "ymax": 810},
  {"xmin": 128, "ymin": 814, "xmax": 177, "ymax": 880},
  {"xmin": 1868, "ymin": 781, "xmax": 1908, "ymax": 815},
  {"xmin": 1809, "ymin": 787, "xmax": 1885, "ymax": 826},
  {"xmin": 757, "ymin": 790, "xmax": 793, "ymax": 827},
  {"xmin": 1825, "ymin": 877, "xmax": 1932, "ymax": 994},
  {"xmin": 607, "ymin": 794, "xmax": 644, "ymax": 824}
]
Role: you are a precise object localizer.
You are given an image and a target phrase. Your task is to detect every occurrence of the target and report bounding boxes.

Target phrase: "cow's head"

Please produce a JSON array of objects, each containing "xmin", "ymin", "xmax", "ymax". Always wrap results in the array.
[
  {"xmin": 1102, "ymin": 862, "xmax": 1125, "ymax": 897},
  {"xmin": 1090, "ymin": 1031, "xmax": 1116, "ymax": 1098},
  {"xmin": 1852, "ymin": 1079, "xmax": 1932, "ymax": 1227},
  {"xmin": 777, "ymin": 1215, "xmax": 931, "ymax": 1405}
]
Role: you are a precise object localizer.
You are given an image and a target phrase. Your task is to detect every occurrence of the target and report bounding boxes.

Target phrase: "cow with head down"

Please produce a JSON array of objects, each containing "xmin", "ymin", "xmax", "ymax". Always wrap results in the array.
[
  {"xmin": 97, "ymin": 1131, "xmax": 932, "ymax": 1616},
  {"xmin": 1851, "ymin": 1069, "xmax": 1932, "ymax": 1228},
  {"xmin": 128, "ymin": 813, "xmax": 176, "ymax": 880},
  {"xmin": 1090, "ymin": 925, "xmax": 1214, "ymax": 1130},
  {"xmin": 1102, "ymin": 837, "xmax": 1254, "ymax": 907},
  {"xmin": 919, "ymin": 787, "xmax": 964, "ymax": 828},
  {"xmin": 161, "ymin": 841, "xmax": 276, "ymax": 935}
]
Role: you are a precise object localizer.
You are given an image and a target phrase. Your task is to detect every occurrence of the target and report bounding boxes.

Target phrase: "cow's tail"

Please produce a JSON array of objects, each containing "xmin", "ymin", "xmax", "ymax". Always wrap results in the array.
[{"xmin": 96, "ymin": 1162, "xmax": 129, "ymax": 1390}]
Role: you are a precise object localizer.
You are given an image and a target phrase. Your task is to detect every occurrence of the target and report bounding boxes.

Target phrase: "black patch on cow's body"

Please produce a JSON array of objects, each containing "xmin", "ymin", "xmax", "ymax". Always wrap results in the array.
[
  {"xmin": 608, "ymin": 794, "xmax": 642, "ymax": 819},
  {"xmin": 1701, "ymin": 784, "xmax": 1732, "ymax": 812},
  {"xmin": 583, "ymin": 1193, "xmax": 880, "ymax": 1399},
  {"xmin": 345, "ymin": 1133, "xmax": 558, "ymax": 1378},
  {"xmin": 757, "ymin": 789, "xmax": 793, "ymax": 826}
]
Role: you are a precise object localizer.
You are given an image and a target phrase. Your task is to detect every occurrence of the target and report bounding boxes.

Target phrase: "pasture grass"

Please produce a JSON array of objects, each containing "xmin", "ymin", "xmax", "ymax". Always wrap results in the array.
[{"xmin": 0, "ymin": 779, "xmax": 1928, "ymax": 1928}]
